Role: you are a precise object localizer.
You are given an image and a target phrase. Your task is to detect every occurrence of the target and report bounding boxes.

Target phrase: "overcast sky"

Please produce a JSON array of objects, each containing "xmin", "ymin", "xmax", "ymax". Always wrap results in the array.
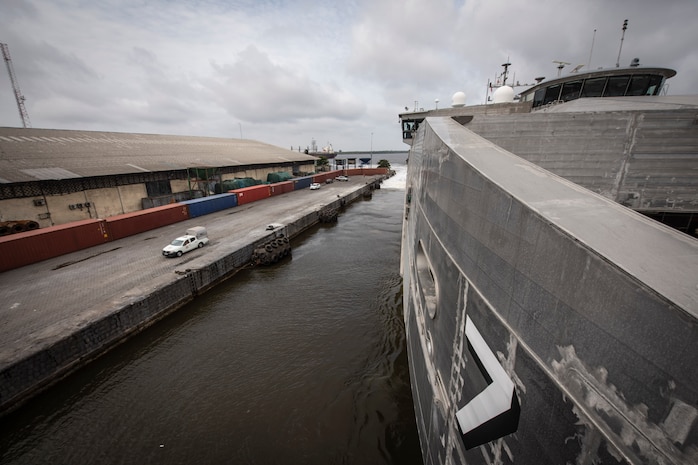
[{"xmin": 1, "ymin": 0, "xmax": 696, "ymax": 151}]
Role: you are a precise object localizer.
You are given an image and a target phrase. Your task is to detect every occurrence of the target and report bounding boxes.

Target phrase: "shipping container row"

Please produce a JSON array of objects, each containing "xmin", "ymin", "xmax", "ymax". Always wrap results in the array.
[{"xmin": 0, "ymin": 170, "xmax": 387, "ymax": 272}]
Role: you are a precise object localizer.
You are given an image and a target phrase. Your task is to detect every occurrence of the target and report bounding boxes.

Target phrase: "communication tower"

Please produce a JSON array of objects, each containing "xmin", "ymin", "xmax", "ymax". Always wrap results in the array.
[{"xmin": 1, "ymin": 42, "xmax": 32, "ymax": 128}]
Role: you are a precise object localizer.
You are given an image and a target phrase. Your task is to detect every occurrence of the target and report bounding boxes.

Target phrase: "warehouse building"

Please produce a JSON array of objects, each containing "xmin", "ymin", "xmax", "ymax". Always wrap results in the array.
[{"xmin": 0, "ymin": 128, "xmax": 317, "ymax": 231}]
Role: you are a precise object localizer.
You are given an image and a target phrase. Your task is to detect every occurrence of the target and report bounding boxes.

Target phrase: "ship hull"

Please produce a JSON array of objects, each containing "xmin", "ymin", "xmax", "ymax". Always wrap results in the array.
[{"xmin": 400, "ymin": 117, "xmax": 698, "ymax": 465}]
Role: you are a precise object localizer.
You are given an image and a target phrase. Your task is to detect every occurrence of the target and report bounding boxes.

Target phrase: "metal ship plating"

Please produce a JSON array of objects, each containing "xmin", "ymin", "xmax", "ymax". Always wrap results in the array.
[{"xmin": 398, "ymin": 56, "xmax": 698, "ymax": 464}]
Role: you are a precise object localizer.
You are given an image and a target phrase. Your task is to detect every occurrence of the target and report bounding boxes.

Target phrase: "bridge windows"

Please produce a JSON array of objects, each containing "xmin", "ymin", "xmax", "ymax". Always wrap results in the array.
[
  {"xmin": 402, "ymin": 120, "xmax": 421, "ymax": 140},
  {"xmin": 560, "ymin": 80, "xmax": 583, "ymax": 102},
  {"xmin": 605, "ymin": 75, "xmax": 631, "ymax": 96},
  {"xmin": 627, "ymin": 74, "xmax": 664, "ymax": 96},
  {"xmin": 580, "ymin": 77, "xmax": 607, "ymax": 97},
  {"xmin": 530, "ymin": 72, "xmax": 669, "ymax": 108},
  {"xmin": 541, "ymin": 84, "xmax": 562, "ymax": 106}
]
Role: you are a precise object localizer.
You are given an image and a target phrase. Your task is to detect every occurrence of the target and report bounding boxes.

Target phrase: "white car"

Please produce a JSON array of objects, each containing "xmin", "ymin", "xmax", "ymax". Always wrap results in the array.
[
  {"xmin": 162, "ymin": 227, "xmax": 209, "ymax": 257},
  {"xmin": 336, "ymin": 175, "xmax": 349, "ymax": 182},
  {"xmin": 310, "ymin": 182, "xmax": 322, "ymax": 190}
]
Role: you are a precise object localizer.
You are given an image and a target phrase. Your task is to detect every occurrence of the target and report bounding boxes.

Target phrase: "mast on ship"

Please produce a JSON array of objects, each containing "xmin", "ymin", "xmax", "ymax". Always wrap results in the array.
[
  {"xmin": 616, "ymin": 19, "xmax": 628, "ymax": 67},
  {"xmin": 501, "ymin": 61, "xmax": 510, "ymax": 86},
  {"xmin": 487, "ymin": 61, "xmax": 523, "ymax": 104}
]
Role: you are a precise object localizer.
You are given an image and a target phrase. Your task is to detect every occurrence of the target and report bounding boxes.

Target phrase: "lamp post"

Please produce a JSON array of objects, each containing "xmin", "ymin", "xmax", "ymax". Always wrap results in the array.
[{"xmin": 370, "ymin": 132, "xmax": 373, "ymax": 167}]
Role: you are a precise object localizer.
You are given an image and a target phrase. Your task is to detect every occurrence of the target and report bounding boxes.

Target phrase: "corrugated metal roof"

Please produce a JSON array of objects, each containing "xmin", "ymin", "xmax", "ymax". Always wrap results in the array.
[{"xmin": 0, "ymin": 128, "xmax": 317, "ymax": 183}]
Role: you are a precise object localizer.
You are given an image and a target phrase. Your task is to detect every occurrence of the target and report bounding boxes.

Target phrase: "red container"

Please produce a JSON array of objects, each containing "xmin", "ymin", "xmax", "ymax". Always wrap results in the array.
[
  {"xmin": 362, "ymin": 168, "xmax": 389, "ymax": 176},
  {"xmin": 312, "ymin": 173, "xmax": 331, "ymax": 184},
  {"xmin": 0, "ymin": 219, "xmax": 109, "ymax": 272},
  {"xmin": 269, "ymin": 181, "xmax": 294, "ymax": 196},
  {"xmin": 342, "ymin": 168, "xmax": 388, "ymax": 176},
  {"xmin": 105, "ymin": 204, "xmax": 189, "ymax": 240},
  {"xmin": 231, "ymin": 184, "xmax": 271, "ymax": 205}
]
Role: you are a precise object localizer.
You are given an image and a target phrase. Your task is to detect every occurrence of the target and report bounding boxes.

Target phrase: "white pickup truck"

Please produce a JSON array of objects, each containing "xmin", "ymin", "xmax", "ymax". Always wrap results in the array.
[{"xmin": 162, "ymin": 226, "xmax": 209, "ymax": 257}]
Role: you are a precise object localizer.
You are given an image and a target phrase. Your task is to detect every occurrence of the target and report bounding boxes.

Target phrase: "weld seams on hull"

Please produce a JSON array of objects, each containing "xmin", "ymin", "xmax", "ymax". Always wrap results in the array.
[{"xmin": 401, "ymin": 117, "xmax": 698, "ymax": 465}]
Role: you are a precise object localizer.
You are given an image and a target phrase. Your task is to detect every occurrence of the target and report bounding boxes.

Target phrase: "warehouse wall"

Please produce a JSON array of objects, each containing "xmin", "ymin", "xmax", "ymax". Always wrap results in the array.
[{"xmin": 0, "ymin": 162, "xmax": 316, "ymax": 230}]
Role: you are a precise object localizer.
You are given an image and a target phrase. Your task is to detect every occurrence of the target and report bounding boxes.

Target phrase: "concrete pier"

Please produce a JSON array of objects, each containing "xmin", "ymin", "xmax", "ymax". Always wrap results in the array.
[{"xmin": 0, "ymin": 175, "xmax": 385, "ymax": 415}]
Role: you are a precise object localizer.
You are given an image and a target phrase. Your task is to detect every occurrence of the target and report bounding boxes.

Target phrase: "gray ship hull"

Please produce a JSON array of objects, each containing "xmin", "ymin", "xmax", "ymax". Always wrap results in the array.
[{"xmin": 400, "ymin": 116, "xmax": 698, "ymax": 464}]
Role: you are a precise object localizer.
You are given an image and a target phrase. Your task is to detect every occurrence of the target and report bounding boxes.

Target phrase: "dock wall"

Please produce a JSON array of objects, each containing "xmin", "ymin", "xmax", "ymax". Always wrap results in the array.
[{"xmin": 0, "ymin": 180, "xmax": 382, "ymax": 416}]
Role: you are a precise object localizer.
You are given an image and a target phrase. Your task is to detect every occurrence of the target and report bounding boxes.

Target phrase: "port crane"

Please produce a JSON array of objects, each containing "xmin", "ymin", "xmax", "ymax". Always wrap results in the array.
[{"xmin": 1, "ymin": 42, "xmax": 31, "ymax": 128}]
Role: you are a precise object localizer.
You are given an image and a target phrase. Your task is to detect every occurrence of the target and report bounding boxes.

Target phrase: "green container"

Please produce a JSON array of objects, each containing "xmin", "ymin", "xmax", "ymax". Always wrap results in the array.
[{"xmin": 266, "ymin": 171, "xmax": 293, "ymax": 183}]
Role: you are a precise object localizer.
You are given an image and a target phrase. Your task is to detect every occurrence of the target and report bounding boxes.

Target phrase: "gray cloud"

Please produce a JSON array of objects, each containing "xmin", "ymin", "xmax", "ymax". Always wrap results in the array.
[
  {"xmin": 1, "ymin": 0, "xmax": 696, "ymax": 151},
  {"xmin": 210, "ymin": 45, "xmax": 366, "ymax": 124}
]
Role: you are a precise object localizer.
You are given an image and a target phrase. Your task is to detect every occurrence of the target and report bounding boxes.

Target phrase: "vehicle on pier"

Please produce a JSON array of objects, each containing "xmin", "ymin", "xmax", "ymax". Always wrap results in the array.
[{"xmin": 162, "ymin": 226, "xmax": 209, "ymax": 257}]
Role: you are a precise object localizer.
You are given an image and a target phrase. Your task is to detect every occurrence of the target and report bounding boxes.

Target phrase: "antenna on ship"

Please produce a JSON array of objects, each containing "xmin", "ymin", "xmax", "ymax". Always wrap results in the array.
[
  {"xmin": 553, "ymin": 60, "xmax": 571, "ymax": 77},
  {"xmin": 587, "ymin": 29, "xmax": 596, "ymax": 69},
  {"xmin": 616, "ymin": 19, "xmax": 628, "ymax": 67}
]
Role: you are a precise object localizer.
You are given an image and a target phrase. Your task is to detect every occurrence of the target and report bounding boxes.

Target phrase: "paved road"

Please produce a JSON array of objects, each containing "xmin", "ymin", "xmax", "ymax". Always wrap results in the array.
[{"xmin": 0, "ymin": 176, "xmax": 380, "ymax": 368}]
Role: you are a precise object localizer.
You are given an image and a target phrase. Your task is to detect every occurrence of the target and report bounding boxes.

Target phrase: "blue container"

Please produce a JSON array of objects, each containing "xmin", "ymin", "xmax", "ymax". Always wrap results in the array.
[
  {"xmin": 293, "ymin": 176, "xmax": 313, "ymax": 191},
  {"xmin": 181, "ymin": 193, "xmax": 238, "ymax": 218}
]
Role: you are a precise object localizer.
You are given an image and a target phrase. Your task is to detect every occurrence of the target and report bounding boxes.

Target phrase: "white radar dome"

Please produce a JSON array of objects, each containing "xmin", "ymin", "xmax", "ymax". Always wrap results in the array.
[
  {"xmin": 451, "ymin": 91, "xmax": 466, "ymax": 107},
  {"xmin": 492, "ymin": 86, "xmax": 515, "ymax": 104}
]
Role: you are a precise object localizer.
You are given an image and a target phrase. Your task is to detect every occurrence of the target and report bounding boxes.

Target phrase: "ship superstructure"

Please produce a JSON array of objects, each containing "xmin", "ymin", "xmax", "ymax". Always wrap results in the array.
[{"xmin": 398, "ymin": 61, "xmax": 698, "ymax": 464}]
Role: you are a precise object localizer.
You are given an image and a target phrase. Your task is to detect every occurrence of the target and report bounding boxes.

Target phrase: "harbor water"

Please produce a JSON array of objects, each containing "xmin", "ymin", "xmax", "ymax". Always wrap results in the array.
[{"xmin": 0, "ymin": 153, "xmax": 424, "ymax": 465}]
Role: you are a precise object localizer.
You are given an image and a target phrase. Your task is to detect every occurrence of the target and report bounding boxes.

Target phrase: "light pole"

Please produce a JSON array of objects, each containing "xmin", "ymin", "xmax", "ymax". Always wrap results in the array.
[{"xmin": 370, "ymin": 132, "xmax": 373, "ymax": 167}]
